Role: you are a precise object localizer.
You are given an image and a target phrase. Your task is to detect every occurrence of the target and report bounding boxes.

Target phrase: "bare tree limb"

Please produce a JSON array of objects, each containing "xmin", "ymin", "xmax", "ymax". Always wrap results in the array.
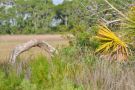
[
  {"xmin": 101, "ymin": 17, "xmax": 121, "ymax": 25},
  {"xmin": 9, "ymin": 39, "xmax": 57, "ymax": 64}
]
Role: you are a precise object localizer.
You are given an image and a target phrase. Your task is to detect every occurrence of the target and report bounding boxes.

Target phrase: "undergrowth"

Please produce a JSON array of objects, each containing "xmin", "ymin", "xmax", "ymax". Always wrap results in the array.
[{"xmin": 0, "ymin": 46, "xmax": 135, "ymax": 90}]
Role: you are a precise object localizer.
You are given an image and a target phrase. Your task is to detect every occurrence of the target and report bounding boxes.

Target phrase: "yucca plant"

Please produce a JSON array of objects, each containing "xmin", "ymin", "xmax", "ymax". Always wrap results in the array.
[{"xmin": 95, "ymin": 24, "xmax": 129, "ymax": 61}]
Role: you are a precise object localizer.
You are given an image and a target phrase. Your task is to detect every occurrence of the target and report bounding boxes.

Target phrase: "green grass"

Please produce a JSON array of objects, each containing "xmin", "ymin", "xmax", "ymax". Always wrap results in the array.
[{"xmin": 0, "ymin": 46, "xmax": 135, "ymax": 90}]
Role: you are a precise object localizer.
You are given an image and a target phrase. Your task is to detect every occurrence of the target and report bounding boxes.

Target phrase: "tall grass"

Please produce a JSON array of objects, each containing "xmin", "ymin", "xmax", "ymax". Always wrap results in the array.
[{"xmin": 0, "ymin": 46, "xmax": 135, "ymax": 90}]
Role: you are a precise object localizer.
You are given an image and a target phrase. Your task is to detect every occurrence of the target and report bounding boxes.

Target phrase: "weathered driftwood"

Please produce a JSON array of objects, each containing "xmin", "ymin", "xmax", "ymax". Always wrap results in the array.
[{"xmin": 9, "ymin": 39, "xmax": 57, "ymax": 64}]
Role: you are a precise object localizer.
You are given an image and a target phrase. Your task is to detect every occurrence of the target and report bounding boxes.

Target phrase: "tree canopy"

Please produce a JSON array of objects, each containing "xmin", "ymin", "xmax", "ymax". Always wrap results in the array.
[{"xmin": 0, "ymin": 0, "xmax": 134, "ymax": 34}]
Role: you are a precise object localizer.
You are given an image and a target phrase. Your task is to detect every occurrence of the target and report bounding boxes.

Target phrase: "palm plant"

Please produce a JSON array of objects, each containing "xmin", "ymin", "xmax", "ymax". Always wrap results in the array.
[{"xmin": 95, "ymin": 24, "xmax": 129, "ymax": 61}]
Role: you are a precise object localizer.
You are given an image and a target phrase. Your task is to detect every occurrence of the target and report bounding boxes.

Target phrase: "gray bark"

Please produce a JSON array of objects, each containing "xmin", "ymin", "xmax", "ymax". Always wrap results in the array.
[{"xmin": 9, "ymin": 39, "xmax": 57, "ymax": 64}]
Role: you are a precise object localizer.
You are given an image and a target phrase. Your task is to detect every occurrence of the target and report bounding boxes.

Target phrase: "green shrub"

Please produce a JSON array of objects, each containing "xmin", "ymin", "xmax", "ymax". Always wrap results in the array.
[{"xmin": 17, "ymin": 79, "xmax": 37, "ymax": 90}]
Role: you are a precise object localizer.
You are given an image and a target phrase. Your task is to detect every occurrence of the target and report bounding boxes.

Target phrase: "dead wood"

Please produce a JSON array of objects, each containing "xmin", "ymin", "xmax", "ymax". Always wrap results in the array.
[{"xmin": 9, "ymin": 39, "xmax": 57, "ymax": 64}]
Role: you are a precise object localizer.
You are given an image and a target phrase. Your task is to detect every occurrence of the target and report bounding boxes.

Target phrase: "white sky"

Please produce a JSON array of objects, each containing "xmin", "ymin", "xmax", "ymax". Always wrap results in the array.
[{"xmin": 52, "ymin": 0, "xmax": 64, "ymax": 5}]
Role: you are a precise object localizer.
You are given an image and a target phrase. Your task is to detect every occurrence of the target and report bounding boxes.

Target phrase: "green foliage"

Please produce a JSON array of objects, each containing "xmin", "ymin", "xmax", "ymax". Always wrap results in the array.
[
  {"xmin": 0, "ymin": 46, "xmax": 135, "ymax": 90},
  {"xmin": 30, "ymin": 56, "xmax": 49, "ymax": 89},
  {"xmin": 0, "ymin": 0, "xmax": 54, "ymax": 34},
  {"xmin": 70, "ymin": 24, "xmax": 99, "ymax": 52},
  {"xmin": 0, "ymin": 46, "xmax": 98, "ymax": 90},
  {"xmin": 122, "ymin": 6, "xmax": 135, "ymax": 53},
  {"xmin": 17, "ymin": 79, "xmax": 37, "ymax": 90},
  {"xmin": 0, "ymin": 68, "xmax": 23, "ymax": 90},
  {"xmin": 0, "ymin": 0, "xmax": 134, "ymax": 34}
]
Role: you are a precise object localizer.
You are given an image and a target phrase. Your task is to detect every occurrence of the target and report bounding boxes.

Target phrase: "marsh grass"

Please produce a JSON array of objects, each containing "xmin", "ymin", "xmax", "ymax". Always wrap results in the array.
[{"xmin": 0, "ymin": 46, "xmax": 135, "ymax": 90}]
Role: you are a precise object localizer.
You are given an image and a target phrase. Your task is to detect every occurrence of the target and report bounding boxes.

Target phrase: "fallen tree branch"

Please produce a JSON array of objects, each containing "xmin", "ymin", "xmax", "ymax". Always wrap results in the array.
[
  {"xmin": 101, "ymin": 17, "xmax": 121, "ymax": 25},
  {"xmin": 9, "ymin": 39, "xmax": 57, "ymax": 64}
]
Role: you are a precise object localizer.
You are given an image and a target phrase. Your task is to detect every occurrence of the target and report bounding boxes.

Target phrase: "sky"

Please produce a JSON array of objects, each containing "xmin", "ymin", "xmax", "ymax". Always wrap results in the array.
[{"xmin": 52, "ymin": 0, "xmax": 64, "ymax": 5}]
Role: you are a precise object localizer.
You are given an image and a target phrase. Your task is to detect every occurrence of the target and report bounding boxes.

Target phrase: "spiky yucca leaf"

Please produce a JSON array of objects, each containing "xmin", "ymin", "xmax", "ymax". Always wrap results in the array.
[{"xmin": 96, "ymin": 25, "xmax": 129, "ymax": 61}]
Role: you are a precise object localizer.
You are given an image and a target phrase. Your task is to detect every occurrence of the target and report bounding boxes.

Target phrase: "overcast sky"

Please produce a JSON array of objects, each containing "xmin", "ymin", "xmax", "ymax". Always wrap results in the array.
[{"xmin": 52, "ymin": 0, "xmax": 64, "ymax": 5}]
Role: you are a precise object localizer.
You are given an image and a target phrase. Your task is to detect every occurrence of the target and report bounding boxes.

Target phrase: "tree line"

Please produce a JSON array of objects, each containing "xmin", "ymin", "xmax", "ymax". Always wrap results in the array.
[{"xmin": 0, "ymin": 0, "xmax": 134, "ymax": 34}]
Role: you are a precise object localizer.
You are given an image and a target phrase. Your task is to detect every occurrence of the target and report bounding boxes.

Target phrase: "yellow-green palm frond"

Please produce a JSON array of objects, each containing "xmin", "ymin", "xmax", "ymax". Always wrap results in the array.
[{"xmin": 95, "ymin": 25, "xmax": 129, "ymax": 61}]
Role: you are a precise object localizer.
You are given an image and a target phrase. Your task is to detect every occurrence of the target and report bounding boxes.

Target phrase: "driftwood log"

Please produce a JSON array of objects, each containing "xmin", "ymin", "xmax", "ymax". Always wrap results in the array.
[{"xmin": 9, "ymin": 39, "xmax": 57, "ymax": 64}]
